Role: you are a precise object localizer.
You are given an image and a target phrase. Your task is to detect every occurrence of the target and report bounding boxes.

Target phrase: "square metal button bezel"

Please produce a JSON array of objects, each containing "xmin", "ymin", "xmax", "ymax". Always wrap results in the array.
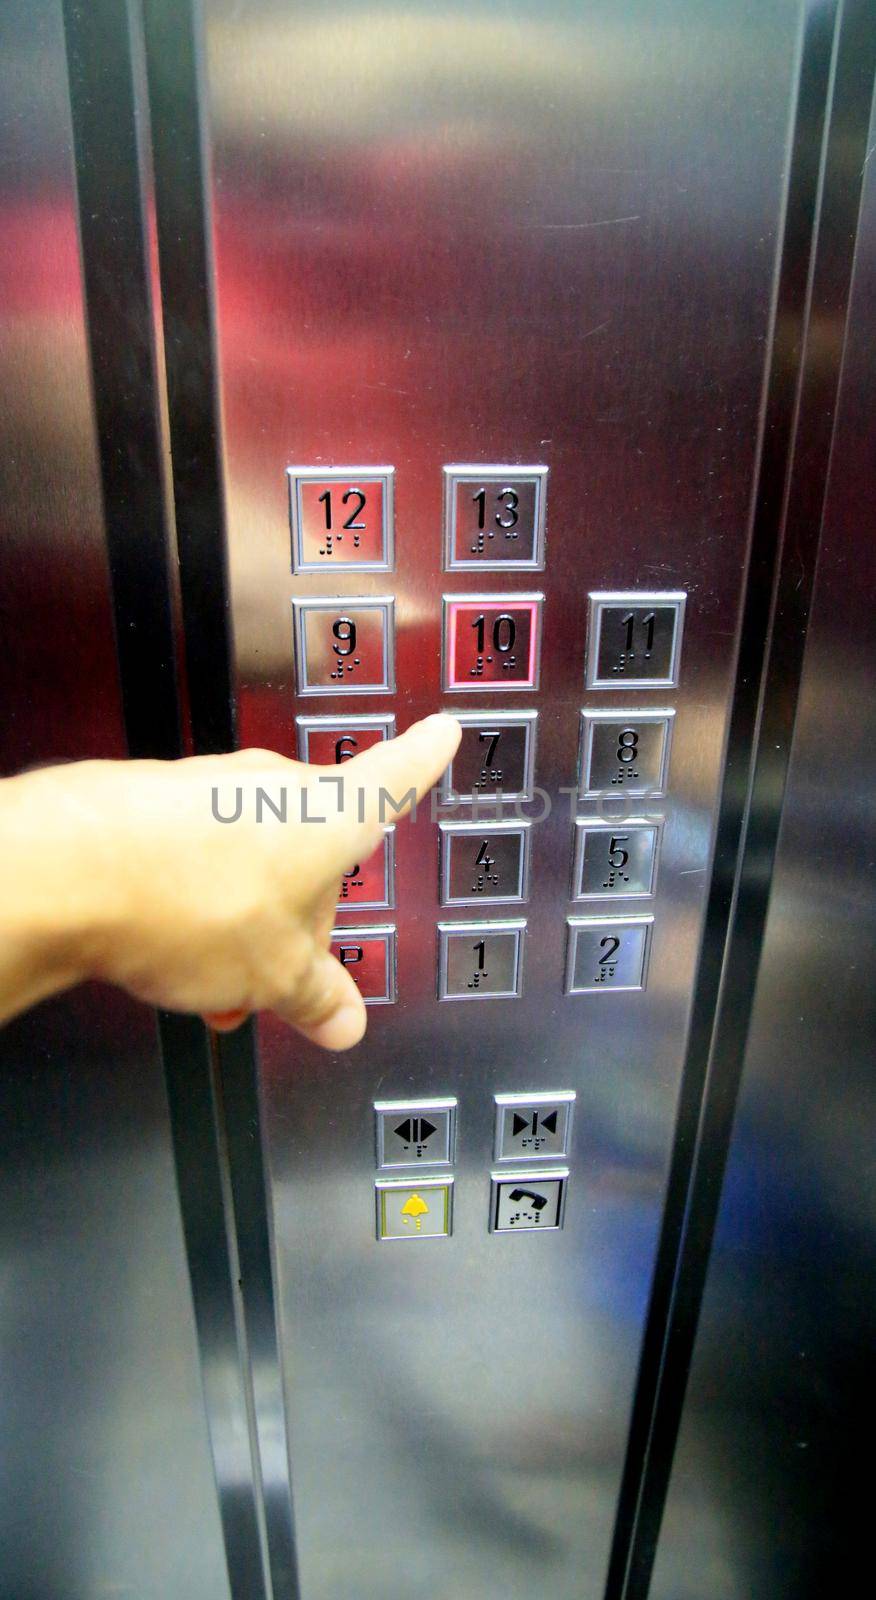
[
  {"xmin": 374, "ymin": 1097, "xmax": 457, "ymax": 1171},
  {"xmin": 375, "ymin": 1175, "xmax": 454, "ymax": 1241},
  {"xmin": 564, "ymin": 914, "xmax": 654, "ymax": 995},
  {"xmin": 330, "ymin": 923, "xmax": 397, "ymax": 1004},
  {"xmin": 439, "ymin": 818, "xmax": 531, "ymax": 907},
  {"xmin": 288, "ymin": 465, "xmax": 394, "ymax": 573},
  {"xmin": 296, "ymin": 713, "xmax": 396, "ymax": 765},
  {"xmin": 442, "ymin": 593, "xmax": 544, "ymax": 692},
  {"xmin": 438, "ymin": 709, "xmax": 538, "ymax": 806},
  {"xmin": 489, "ymin": 1168, "xmax": 569, "ymax": 1234},
  {"xmin": 572, "ymin": 817, "xmax": 662, "ymax": 901},
  {"xmin": 443, "ymin": 464, "xmax": 548, "ymax": 571},
  {"xmin": 586, "ymin": 590, "xmax": 686, "ymax": 690},
  {"xmin": 336, "ymin": 827, "xmax": 395, "ymax": 913},
  {"xmin": 437, "ymin": 918, "xmax": 526, "ymax": 1001},
  {"xmin": 493, "ymin": 1091, "xmax": 575, "ymax": 1163},
  {"xmin": 292, "ymin": 596, "xmax": 395, "ymax": 696},
  {"xmin": 578, "ymin": 708, "xmax": 675, "ymax": 798}
]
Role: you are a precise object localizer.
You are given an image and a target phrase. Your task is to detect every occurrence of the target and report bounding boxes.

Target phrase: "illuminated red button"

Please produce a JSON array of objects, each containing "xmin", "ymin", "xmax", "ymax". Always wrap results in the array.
[
  {"xmin": 443, "ymin": 594, "xmax": 544, "ymax": 691},
  {"xmin": 297, "ymin": 714, "xmax": 395, "ymax": 766},
  {"xmin": 330, "ymin": 925, "xmax": 396, "ymax": 1004},
  {"xmin": 336, "ymin": 832, "xmax": 394, "ymax": 911}
]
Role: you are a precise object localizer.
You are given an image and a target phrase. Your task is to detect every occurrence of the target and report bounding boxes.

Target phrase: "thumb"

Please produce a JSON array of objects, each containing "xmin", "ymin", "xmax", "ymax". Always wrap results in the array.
[{"xmin": 272, "ymin": 944, "xmax": 368, "ymax": 1050}]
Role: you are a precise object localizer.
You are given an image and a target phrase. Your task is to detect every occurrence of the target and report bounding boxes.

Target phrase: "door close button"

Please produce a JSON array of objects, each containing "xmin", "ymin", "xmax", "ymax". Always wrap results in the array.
[{"xmin": 494, "ymin": 1092, "xmax": 575, "ymax": 1161}]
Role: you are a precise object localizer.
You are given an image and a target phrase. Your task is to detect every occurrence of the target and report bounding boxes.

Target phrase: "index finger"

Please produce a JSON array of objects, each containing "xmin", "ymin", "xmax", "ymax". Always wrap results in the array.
[{"xmin": 343, "ymin": 713, "xmax": 461, "ymax": 849}]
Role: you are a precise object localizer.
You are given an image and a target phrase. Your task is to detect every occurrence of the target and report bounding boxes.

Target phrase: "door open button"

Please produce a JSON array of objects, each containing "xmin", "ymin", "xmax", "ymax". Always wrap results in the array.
[{"xmin": 374, "ymin": 1098, "xmax": 456, "ymax": 1169}]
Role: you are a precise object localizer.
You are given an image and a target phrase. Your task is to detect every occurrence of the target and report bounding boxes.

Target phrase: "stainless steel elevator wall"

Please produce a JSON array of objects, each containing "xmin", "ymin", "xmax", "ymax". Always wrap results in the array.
[
  {"xmin": 649, "ymin": 82, "xmax": 876, "ymax": 1600},
  {"xmin": 200, "ymin": 3, "xmax": 803, "ymax": 1594},
  {"xmin": 0, "ymin": 5, "xmax": 232, "ymax": 1595}
]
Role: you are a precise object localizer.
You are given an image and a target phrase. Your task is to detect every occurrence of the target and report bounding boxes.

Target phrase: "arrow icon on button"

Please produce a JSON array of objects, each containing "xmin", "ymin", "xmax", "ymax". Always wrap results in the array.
[
  {"xmin": 512, "ymin": 1109, "xmax": 559, "ymax": 1139},
  {"xmin": 395, "ymin": 1117, "xmax": 437, "ymax": 1146}
]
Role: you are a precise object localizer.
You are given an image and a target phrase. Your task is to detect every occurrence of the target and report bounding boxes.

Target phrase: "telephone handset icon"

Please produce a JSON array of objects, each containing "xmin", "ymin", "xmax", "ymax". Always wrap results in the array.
[{"xmin": 508, "ymin": 1187, "xmax": 548, "ymax": 1211}]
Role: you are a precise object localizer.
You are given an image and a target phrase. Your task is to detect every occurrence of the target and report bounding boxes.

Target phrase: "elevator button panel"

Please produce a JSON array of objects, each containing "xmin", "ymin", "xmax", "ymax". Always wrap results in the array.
[
  {"xmin": 572, "ymin": 818, "xmax": 661, "ymax": 900},
  {"xmin": 374, "ymin": 1098, "xmax": 456, "ymax": 1170},
  {"xmin": 376, "ymin": 1176, "xmax": 453, "ymax": 1241},
  {"xmin": 438, "ymin": 919, "xmax": 525, "ymax": 1000},
  {"xmin": 297, "ymin": 713, "xmax": 395, "ymax": 765},
  {"xmin": 443, "ymin": 465, "xmax": 547, "ymax": 570},
  {"xmin": 439, "ymin": 819, "xmax": 530, "ymax": 906},
  {"xmin": 586, "ymin": 591, "xmax": 686, "ymax": 689},
  {"xmin": 443, "ymin": 594, "xmax": 544, "ymax": 690},
  {"xmin": 494, "ymin": 1092, "xmax": 575, "ymax": 1162},
  {"xmin": 565, "ymin": 915, "xmax": 653, "ymax": 994},
  {"xmin": 578, "ymin": 708, "xmax": 674, "ymax": 797},
  {"xmin": 293, "ymin": 596, "xmax": 395, "ymax": 695},
  {"xmin": 438, "ymin": 710, "xmax": 537, "ymax": 805},
  {"xmin": 490, "ymin": 1170, "xmax": 569, "ymax": 1233},
  {"xmin": 338, "ymin": 830, "xmax": 394, "ymax": 912},
  {"xmin": 288, "ymin": 466, "xmax": 394, "ymax": 572},
  {"xmin": 330, "ymin": 925, "xmax": 396, "ymax": 1003}
]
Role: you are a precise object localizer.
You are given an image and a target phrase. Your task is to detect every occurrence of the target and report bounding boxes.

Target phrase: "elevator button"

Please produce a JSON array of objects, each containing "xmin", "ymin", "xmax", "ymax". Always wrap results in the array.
[
  {"xmin": 288, "ymin": 466, "xmax": 393, "ymax": 572},
  {"xmin": 293, "ymin": 597, "xmax": 395, "ymax": 696},
  {"xmin": 494, "ymin": 1092, "xmax": 575, "ymax": 1161},
  {"xmin": 338, "ymin": 829, "xmax": 394, "ymax": 911},
  {"xmin": 586, "ymin": 591, "xmax": 686, "ymax": 689},
  {"xmin": 374, "ymin": 1097, "xmax": 456, "ymax": 1169},
  {"xmin": 438, "ymin": 710, "xmax": 537, "ymax": 805},
  {"xmin": 490, "ymin": 1169, "xmax": 568, "ymax": 1233},
  {"xmin": 376, "ymin": 1176, "xmax": 453, "ymax": 1241},
  {"xmin": 438, "ymin": 919, "xmax": 525, "ymax": 1000},
  {"xmin": 443, "ymin": 594, "xmax": 543, "ymax": 691},
  {"xmin": 439, "ymin": 820, "xmax": 530, "ymax": 906},
  {"xmin": 565, "ymin": 915, "xmax": 653, "ymax": 993},
  {"xmin": 578, "ymin": 709, "xmax": 674, "ymax": 797},
  {"xmin": 572, "ymin": 818, "xmax": 661, "ymax": 900},
  {"xmin": 330, "ymin": 924, "xmax": 396, "ymax": 1003},
  {"xmin": 297, "ymin": 713, "xmax": 395, "ymax": 765},
  {"xmin": 443, "ymin": 465, "xmax": 547, "ymax": 570}
]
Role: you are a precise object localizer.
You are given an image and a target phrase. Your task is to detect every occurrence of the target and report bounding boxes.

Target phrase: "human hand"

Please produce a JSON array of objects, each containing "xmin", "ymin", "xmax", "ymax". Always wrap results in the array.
[{"xmin": 0, "ymin": 714, "xmax": 461, "ymax": 1048}]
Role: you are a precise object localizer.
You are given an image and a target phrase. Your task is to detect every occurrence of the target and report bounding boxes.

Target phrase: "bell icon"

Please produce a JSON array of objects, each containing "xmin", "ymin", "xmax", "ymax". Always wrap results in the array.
[{"xmin": 400, "ymin": 1193, "xmax": 430, "ymax": 1232}]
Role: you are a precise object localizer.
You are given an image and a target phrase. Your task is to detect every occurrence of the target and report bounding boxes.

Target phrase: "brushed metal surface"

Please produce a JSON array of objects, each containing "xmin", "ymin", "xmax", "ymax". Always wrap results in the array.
[
  {"xmin": 0, "ymin": 4, "xmax": 231, "ymax": 1595},
  {"xmin": 650, "ymin": 79, "xmax": 876, "ymax": 1600},
  {"xmin": 201, "ymin": 0, "xmax": 803, "ymax": 1593}
]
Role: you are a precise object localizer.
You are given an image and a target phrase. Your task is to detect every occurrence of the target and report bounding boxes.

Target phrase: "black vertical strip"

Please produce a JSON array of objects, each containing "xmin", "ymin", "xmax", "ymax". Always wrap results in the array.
[
  {"xmin": 138, "ymin": 0, "xmax": 235, "ymax": 756},
  {"xmin": 606, "ymin": 2, "xmax": 876, "ymax": 1596},
  {"xmin": 62, "ymin": 5, "xmax": 268, "ymax": 1598},
  {"xmin": 62, "ymin": 0, "xmax": 181, "ymax": 762},
  {"xmin": 139, "ymin": 3, "xmax": 301, "ymax": 1596}
]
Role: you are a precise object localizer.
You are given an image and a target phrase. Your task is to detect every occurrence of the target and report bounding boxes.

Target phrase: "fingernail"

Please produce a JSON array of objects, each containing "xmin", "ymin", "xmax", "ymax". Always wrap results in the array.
[{"xmin": 309, "ymin": 1002, "xmax": 367, "ymax": 1051}]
